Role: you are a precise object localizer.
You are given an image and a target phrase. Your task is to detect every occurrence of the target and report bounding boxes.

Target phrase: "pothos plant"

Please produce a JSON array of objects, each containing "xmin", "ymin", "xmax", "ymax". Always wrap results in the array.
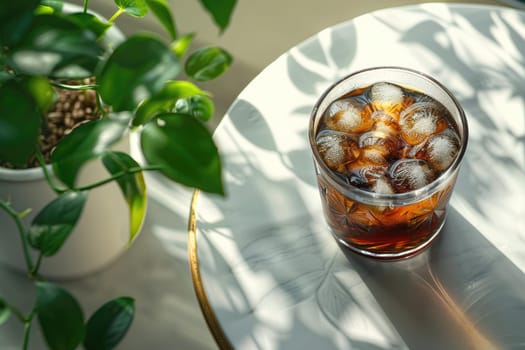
[{"xmin": 0, "ymin": 0, "xmax": 235, "ymax": 349}]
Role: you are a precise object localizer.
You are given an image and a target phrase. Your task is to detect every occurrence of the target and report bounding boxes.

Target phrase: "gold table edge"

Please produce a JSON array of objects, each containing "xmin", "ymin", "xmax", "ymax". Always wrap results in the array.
[{"xmin": 187, "ymin": 189, "xmax": 234, "ymax": 350}]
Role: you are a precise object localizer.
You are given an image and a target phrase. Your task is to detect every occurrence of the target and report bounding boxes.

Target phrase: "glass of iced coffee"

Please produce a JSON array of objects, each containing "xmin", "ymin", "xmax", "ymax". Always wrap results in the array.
[{"xmin": 308, "ymin": 67, "xmax": 468, "ymax": 260}]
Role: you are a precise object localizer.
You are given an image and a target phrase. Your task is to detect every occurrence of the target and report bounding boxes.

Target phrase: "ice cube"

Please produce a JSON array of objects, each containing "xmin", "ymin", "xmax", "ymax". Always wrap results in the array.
[
  {"xmin": 371, "ymin": 110, "xmax": 399, "ymax": 134},
  {"xmin": 359, "ymin": 130, "xmax": 399, "ymax": 158},
  {"xmin": 424, "ymin": 129, "xmax": 460, "ymax": 171},
  {"xmin": 316, "ymin": 130, "xmax": 360, "ymax": 172},
  {"xmin": 400, "ymin": 141, "xmax": 425, "ymax": 159},
  {"xmin": 370, "ymin": 82, "xmax": 404, "ymax": 110},
  {"xmin": 389, "ymin": 159, "xmax": 435, "ymax": 193},
  {"xmin": 372, "ymin": 176, "xmax": 395, "ymax": 194},
  {"xmin": 325, "ymin": 98, "xmax": 373, "ymax": 133},
  {"xmin": 347, "ymin": 147, "xmax": 389, "ymax": 188},
  {"xmin": 399, "ymin": 102, "xmax": 439, "ymax": 145}
]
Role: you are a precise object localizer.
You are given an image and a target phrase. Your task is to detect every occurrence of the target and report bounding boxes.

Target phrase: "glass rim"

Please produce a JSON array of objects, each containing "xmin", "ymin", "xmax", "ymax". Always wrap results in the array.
[{"xmin": 308, "ymin": 66, "xmax": 469, "ymax": 205}]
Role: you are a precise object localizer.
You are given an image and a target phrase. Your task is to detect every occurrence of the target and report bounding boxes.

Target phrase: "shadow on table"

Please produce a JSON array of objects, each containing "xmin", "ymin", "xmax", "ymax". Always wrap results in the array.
[
  {"xmin": 196, "ymin": 140, "xmax": 525, "ymax": 349},
  {"xmin": 195, "ymin": 167, "xmax": 404, "ymax": 349},
  {"xmin": 342, "ymin": 7, "xmax": 525, "ymax": 348},
  {"xmin": 191, "ymin": 5, "xmax": 525, "ymax": 350},
  {"xmin": 345, "ymin": 206, "xmax": 525, "ymax": 350}
]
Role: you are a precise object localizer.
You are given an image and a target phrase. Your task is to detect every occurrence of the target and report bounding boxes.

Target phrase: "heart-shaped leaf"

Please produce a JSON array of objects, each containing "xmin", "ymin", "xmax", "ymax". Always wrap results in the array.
[
  {"xmin": 97, "ymin": 34, "xmax": 180, "ymax": 112},
  {"xmin": 37, "ymin": 0, "xmax": 64, "ymax": 14},
  {"xmin": 0, "ymin": 0, "xmax": 40, "ymax": 47},
  {"xmin": 170, "ymin": 33, "xmax": 194, "ymax": 58},
  {"xmin": 66, "ymin": 12, "xmax": 112, "ymax": 38},
  {"xmin": 146, "ymin": 0, "xmax": 176, "ymax": 39},
  {"xmin": 158, "ymin": 80, "xmax": 205, "ymax": 98},
  {"xmin": 115, "ymin": 0, "xmax": 148, "ymax": 17},
  {"xmin": 28, "ymin": 191, "xmax": 87, "ymax": 256},
  {"xmin": 0, "ymin": 72, "xmax": 12, "ymax": 83},
  {"xmin": 51, "ymin": 115, "xmax": 129, "ymax": 188},
  {"xmin": 175, "ymin": 94, "xmax": 214, "ymax": 122},
  {"xmin": 84, "ymin": 297, "xmax": 135, "ymax": 350},
  {"xmin": 133, "ymin": 99, "xmax": 174, "ymax": 127},
  {"xmin": 6, "ymin": 15, "xmax": 103, "ymax": 78},
  {"xmin": 185, "ymin": 46, "xmax": 232, "ymax": 81},
  {"xmin": 24, "ymin": 76, "xmax": 56, "ymax": 113},
  {"xmin": 36, "ymin": 282, "xmax": 85, "ymax": 350},
  {"xmin": 102, "ymin": 151, "xmax": 147, "ymax": 244},
  {"xmin": 133, "ymin": 80, "xmax": 205, "ymax": 126},
  {"xmin": 0, "ymin": 79, "xmax": 41, "ymax": 166},
  {"xmin": 141, "ymin": 113, "xmax": 224, "ymax": 194},
  {"xmin": 197, "ymin": 0, "xmax": 237, "ymax": 32}
]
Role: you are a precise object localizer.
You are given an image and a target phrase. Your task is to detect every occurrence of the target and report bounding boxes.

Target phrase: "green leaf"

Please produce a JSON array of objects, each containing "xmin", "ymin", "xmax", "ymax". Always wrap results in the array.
[
  {"xmin": 170, "ymin": 33, "xmax": 194, "ymax": 58},
  {"xmin": 41, "ymin": 0, "xmax": 64, "ymax": 10},
  {"xmin": 35, "ymin": 5, "xmax": 55, "ymax": 15},
  {"xmin": 185, "ymin": 46, "xmax": 232, "ymax": 82},
  {"xmin": 146, "ymin": 0, "xmax": 177, "ymax": 40},
  {"xmin": 66, "ymin": 12, "xmax": 112, "ymax": 38},
  {"xmin": 133, "ymin": 99, "xmax": 173, "ymax": 127},
  {"xmin": 51, "ymin": 116, "xmax": 129, "ymax": 188},
  {"xmin": 28, "ymin": 191, "xmax": 87, "ymax": 256},
  {"xmin": 141, "ymin": 113, "xmax": 224, "ymax": 194},
  {"xmin": 0, "ymin": 79, "xmax": 41, "ymax": 166},
  {"xmin": 37, "ymin": 0, "xmax": 64, "ymax": 14},
  {"xmin": 0, "ymin": 298, "xmax": 10, "ymax": 325},
  {"xmin": 197, "ymin": 0, "xmax": 237, "ymax": 32},
  {"xmin": 102, "ymin": 152, "xmax": 147, "ymax": 244},
  {"xmin": 0, "ymin": 0, "xmax": 39, "ymax": 21},
  {"xmin": 0, "ymin": 0, "xmax": 40, "ymax": 47},
  {"xmin": 97, "ymin": 34, "xmax": 180, "ymax": 112},
  {"xmin": 5, "ymin": 15, "xmax": 103, "ymax": 78},
  {"xmin": 25, "ymin": 76, "xmax": 56, "ymax": 113},
  {"xmin": 133, "ymin": 80, "xmax": 205, "ymax": 126},
  {"xmin": 175, "ymin": 94, "xmax": 214, "ymax": 122},
  {"xmin": 84, "ymin": 297, "xmax": 135, "ymax": 350},
  {"xmin": 0, "ymin": 71, "xmax": 13, "ymax": 83},
  {"xmin": 115, "ymin": 0, "xmax": 148, "ymax": 17},
  {"xmin": 160, "ymin": 80, "xmax": 206, "ymax": 98},
  {"xmin": 36, "ymin": 282, "xmax": 85, "ymax": 350}
]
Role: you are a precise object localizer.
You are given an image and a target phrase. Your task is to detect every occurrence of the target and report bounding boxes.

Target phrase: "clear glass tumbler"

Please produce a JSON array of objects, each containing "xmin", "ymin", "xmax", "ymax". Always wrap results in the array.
[{"xmin": 308, "ymin": 67, "xmax": 468, "ymax": 260}]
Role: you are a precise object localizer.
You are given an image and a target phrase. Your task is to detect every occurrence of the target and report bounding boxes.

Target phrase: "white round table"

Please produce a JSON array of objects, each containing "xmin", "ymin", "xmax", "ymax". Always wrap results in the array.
[{"xmin": 189, "ymin": 3, "xmax": 525, "ymax": 349}]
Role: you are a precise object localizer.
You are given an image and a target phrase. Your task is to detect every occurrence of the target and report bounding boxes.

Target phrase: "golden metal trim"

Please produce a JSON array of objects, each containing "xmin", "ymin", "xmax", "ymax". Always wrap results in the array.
[{"xmin": 187, "ymin": 189, "xmax": 234, "ymax": 350}]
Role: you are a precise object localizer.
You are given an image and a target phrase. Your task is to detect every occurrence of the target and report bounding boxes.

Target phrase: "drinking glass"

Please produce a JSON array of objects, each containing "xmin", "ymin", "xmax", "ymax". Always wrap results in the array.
[{"xmin": 308, "ymin": 66, "xmax": 468, "ymax": 260}]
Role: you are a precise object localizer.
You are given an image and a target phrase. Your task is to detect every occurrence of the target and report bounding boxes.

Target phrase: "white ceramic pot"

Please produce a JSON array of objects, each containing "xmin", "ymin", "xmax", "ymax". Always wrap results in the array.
[
  {"xmin": 0, "ymin": 4, "xmax": 132, "ymax": 279},
  {"xmin": 0, "ymin": 137, "xmax": 132, "ymax": 279}
]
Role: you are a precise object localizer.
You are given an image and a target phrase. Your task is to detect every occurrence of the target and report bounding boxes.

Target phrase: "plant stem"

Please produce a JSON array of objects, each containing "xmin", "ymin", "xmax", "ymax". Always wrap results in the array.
[
  {"xmin": 36, "ymin": 139, "xmax": 161, "ymax": 194},
  {"xmin": 9, "ymin": 304, "xmax": 28, "ymax": 324},
  {"xmin": 8, "ymin": 304, "xmax": 34, "ymax": 350},
  {"xmin": 21, "ymin": 310, "xmax": 35, "ymax": 350},
  {"xmin": 30, "ymin": 253, "xmax": 44, "ymax": 278},
  {"xmin": 50, "ymin": 82, "xmax": 97, "ymax": 91},
  {"xmin": 108, "ymin": 8, "xmax": 124, "ymax": 24},
  {"xmin": 74, "ymin": 165, "xmax": 163, "ymax": 192},
  {"xmin": 95, "ymin": 91, "xmax": 108, "ymax": 118},
  {"xmin": 34, "ymin": 150, "xmax": 66, "ymax": 195},
  {"xmin": 22, "ymin": 322, "xmax": 31, "ymax": 350},
  {"xmin": 0, "ymin": 201, "xmax": 34, "ymax": 273},
  {"xmin": 5, "ymin": 301, "xmax": 35, "ymax": 349},
  {"xmin": 83, "ymin": 0, "xmax": 89, "ymax": 13}
]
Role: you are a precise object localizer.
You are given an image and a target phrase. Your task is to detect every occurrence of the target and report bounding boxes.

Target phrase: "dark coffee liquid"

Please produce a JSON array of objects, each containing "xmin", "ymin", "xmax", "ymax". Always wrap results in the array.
[{"xmin": 314, "ymin": 82, "xmax": 460, "ymax": 257}]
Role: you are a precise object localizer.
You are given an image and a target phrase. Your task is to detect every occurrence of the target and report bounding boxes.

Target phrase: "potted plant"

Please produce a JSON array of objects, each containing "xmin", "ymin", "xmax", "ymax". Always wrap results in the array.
[{"xmin": 0, "ymin": 0, "xmax": 236, "ymax": 348}]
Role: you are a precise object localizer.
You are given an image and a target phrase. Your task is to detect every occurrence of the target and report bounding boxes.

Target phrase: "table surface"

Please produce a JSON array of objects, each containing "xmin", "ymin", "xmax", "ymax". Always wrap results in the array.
[
  {"xmin": 189, "ymin": 3, "xmax": 525, "ymax": 350},
  {"xmin": 0, "ymin": 1, "xmax": 519, "ymax": 349}
]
